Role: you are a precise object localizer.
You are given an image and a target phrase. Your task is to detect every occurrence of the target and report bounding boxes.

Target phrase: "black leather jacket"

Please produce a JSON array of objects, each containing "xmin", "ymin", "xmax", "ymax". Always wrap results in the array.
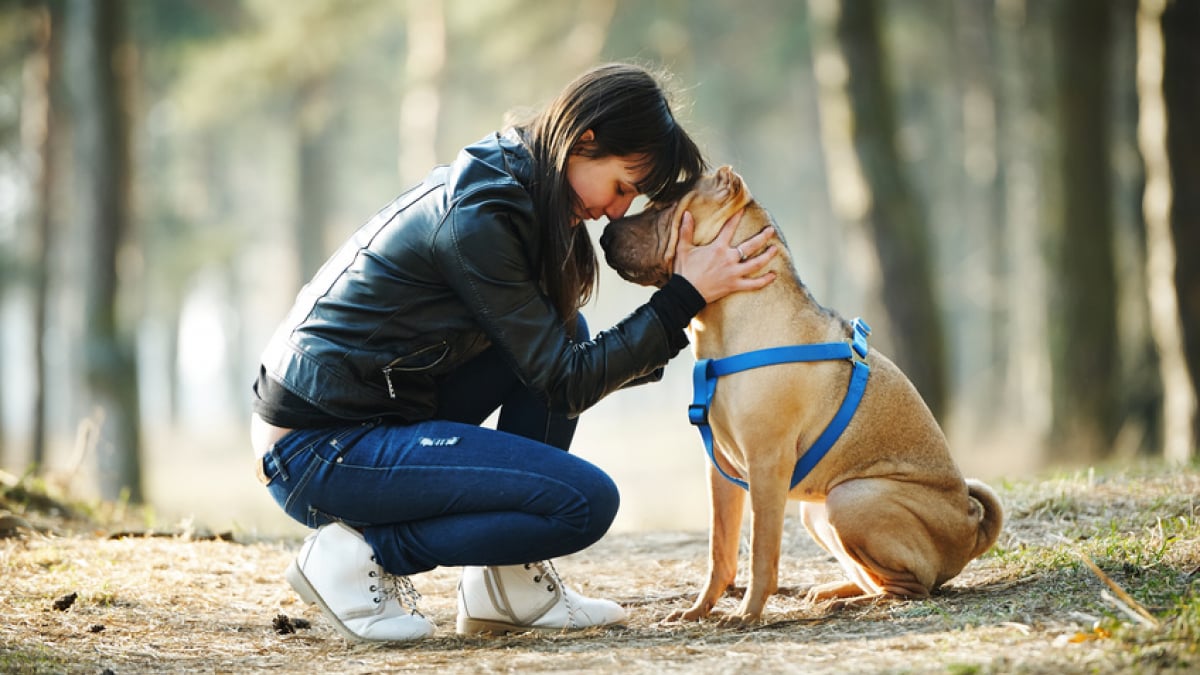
[{"xmin": 257, "ymin": 132, "xmax": 701, "ymax": 424}]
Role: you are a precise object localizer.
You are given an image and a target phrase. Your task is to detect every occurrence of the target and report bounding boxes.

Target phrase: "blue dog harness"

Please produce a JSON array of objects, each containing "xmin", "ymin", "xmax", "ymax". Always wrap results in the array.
[{"xmin": 687, "ymin": 318, "xmax": 872, "ymax": 491}]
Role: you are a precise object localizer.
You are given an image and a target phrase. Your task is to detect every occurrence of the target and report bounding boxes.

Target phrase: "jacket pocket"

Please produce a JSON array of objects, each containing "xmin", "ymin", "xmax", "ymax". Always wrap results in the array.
[{"xmin": 381, "ymin": 341, "xmax": 449, "ymax": 399}]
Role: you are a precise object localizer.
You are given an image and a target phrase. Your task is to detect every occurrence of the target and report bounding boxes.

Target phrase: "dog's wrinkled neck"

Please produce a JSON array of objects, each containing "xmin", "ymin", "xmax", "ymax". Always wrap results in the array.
[{"xmin": 690, "ymin": 204, "xmax": 824, "ymax": 360}]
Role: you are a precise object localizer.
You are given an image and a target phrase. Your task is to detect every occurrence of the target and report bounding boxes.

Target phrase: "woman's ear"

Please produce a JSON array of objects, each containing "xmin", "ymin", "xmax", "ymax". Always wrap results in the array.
[{"xmin": 570, "ymin": 129, "xmax": 596, "ymax": 156}]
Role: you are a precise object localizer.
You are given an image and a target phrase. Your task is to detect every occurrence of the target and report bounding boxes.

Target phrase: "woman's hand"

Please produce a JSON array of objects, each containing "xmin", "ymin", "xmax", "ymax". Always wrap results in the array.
[{"xmin": 673, "ymin": 209, "xmax": 778, "ymax": 303}]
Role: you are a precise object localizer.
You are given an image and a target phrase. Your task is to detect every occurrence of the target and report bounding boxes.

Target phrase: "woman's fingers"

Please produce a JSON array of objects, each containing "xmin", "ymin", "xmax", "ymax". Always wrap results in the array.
[
  {"xmin": 714, "ymin": 209, "xmax": 745, "ymax": 246},
  {"xmin": 677, "ymin": 211, "xmax": 695, "ymax": 253},
  {"xmin": 736, "ymin": 224, "xmax": 776, "ymax": 261},
  {"xmin": 670, "ymin": 213, "xmax": 779, "ymax": 302}
]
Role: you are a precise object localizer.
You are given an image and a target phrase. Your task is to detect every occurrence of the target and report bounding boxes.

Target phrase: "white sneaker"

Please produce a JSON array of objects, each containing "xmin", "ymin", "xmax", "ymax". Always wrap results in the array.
[
  {"xmin": 456, "ymin": 561, "xmax": 627, "ymax": 634},
  {"xmin": 285, "ymin": 522, "xmax": 435, "ymax": 642}
]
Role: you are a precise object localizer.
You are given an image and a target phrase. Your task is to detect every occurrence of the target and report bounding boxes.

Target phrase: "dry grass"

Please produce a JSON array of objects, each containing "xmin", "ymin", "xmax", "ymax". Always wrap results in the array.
[{"xmin": 2, "ymin": 463, "xmax": 1198, "ymax": 674}]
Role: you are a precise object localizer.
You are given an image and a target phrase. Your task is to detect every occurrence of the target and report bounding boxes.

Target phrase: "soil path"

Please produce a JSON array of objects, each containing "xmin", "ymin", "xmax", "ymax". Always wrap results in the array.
[{"xmin": 3, "ymin": 470, "xmax": 1197, "ymax": 673}]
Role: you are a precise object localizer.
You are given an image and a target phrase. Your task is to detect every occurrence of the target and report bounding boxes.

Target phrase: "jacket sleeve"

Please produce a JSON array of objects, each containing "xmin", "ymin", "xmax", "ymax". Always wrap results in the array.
[{"xmin": 433, "ymin": 185, "xmax": 699, "ymax": 417}]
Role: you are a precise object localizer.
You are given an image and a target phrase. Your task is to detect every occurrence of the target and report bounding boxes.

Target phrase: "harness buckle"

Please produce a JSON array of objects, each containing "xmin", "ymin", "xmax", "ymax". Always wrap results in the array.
[
  {"xmin": 688, "ymin": 403, "xmax": 709, "ymax": 426},
  {"xmin": 849, "ymin": 317, "xmax": 871, "ymax": 361}
]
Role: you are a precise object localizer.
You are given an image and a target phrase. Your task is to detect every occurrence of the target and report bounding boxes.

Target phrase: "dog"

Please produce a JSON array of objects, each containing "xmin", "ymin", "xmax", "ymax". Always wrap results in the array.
[{"xmin": 599, "ymin": 166, "xmax": 1003, "ymax": 625}]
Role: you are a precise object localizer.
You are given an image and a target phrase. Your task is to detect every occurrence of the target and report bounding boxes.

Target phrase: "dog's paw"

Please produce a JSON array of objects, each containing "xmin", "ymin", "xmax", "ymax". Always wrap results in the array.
[
  {"xmin": 803, "ymin": 580, "xmax": 864, "ymax": 604},
  {"xmin": 715, "ymin": 612, "xmax": 761, "ymax": 628},
  {"xmin": 663, "ymin": 607, "xmax": 712, "ymax": 623}
]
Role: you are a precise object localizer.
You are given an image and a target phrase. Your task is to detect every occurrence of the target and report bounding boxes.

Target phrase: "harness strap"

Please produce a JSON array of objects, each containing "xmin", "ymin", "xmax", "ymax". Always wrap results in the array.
[{"xmin": 688, "ymin": 318, "xmax": 872, "ymax": 491}]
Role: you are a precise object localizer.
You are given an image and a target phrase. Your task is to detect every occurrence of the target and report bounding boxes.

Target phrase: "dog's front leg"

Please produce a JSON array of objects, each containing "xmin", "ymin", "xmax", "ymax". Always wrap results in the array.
[
  {"xmin": 722, "ymin": 465, "xmax": 789, "ymax": 625},
  {"xmin": 666, "ymin": 461, "xmax": 745, "ymax": 622}
]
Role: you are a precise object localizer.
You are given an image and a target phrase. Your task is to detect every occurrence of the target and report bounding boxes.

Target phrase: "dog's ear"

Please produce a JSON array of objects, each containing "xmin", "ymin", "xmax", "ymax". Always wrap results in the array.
[
  {"xmin": 716, "ymin": 166, "xmax": 753, "ymax": 206},
  {"xmin": 662, "ymin": 193, "xmax": 697, "ymax": 271},
  {"xmin": 683, "ymin": 167, "xmax": 754, "ymax": 246}
]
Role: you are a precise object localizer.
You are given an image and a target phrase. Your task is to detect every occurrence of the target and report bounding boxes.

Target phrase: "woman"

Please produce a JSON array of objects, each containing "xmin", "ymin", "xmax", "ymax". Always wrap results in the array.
[{"xmin": 250, "ymin": 63, "xmax": 777, "ymax": 643}]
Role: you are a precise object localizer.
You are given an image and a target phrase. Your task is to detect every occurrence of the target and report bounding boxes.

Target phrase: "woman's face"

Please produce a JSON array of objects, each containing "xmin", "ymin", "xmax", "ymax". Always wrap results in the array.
[{"xmin": 566, "ymin": 151, "xmax": 650, "ymax": 225}]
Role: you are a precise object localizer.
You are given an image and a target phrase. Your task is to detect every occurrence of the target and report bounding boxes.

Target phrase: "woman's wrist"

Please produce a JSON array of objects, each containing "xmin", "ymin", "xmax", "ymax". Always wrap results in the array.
[{"xmin": 647, "ymin": 275, "xmax": 706, "ymax": 332}]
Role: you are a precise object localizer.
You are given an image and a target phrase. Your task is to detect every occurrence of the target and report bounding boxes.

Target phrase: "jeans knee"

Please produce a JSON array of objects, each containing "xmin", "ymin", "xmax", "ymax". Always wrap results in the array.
[{"xmin": 580, "ymin": 470, "xmax": 620, "ymax": 541}]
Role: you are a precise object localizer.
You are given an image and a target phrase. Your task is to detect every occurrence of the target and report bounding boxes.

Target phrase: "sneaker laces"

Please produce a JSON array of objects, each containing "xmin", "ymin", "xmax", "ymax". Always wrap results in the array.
[
  {"xmin": 528, "ymin": 560, "xmax": 576, "ymax": 627},
  {"xmin": 381, "ymin": 574, "xmax": 425, "ymax": 617},
  {"xmin": 369, "ymin": 555, "xmax": 425, "ymax": 617},
  {"xmin": 525, "ymin": 561, "xmax": 560, "ymax": 592}
]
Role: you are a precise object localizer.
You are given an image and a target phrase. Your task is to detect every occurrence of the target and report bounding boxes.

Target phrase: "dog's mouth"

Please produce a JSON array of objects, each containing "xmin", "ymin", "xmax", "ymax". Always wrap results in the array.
[{"xmin": 611, "ymin": 262, "xmax": 670, "ymax": 288}]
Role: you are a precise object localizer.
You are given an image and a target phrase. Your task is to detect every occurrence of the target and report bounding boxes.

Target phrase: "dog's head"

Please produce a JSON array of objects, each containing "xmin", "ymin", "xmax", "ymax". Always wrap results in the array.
[{"xmin": 599, "ymin": 166, "xmax": 754, "ymax": 287}]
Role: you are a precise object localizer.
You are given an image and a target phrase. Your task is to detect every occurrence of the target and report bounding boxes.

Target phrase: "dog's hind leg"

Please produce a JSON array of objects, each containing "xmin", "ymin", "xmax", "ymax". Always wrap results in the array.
[
  {"xmin": 808, "ymin": 479, "xmax": 945, "ymax": 602},
  {"xmin": 800, "ymin": 501, "xmax": 879, "ymax": 601}
]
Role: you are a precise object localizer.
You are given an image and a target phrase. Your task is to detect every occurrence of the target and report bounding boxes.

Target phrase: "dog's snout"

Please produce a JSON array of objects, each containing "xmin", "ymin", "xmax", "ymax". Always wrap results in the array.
[{"xmin": 598, "ymin": 225, "xmax": 613, "ymax": 251}]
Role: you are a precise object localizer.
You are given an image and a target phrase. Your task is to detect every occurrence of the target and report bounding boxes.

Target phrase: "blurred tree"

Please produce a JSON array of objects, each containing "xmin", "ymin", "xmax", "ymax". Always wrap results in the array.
[
  {"xmin": 1162, "ymin": 0, "xmax": 1200, "ymax": 459},
  {"xmin": 807, "ymin": 0, "xmax": 948, "ymax": 421},
  {"xmin": 1139, "ymin": 0, "xmax": 1198, "ymax": 463},
  {"xmin": 295, "ymin": 74, "xmax": 335, "ymax": 281},
  {"xmin": 173, "ymin": 0, "xmax": 394, "ymax": 286},
  {"xmin": 991, "ymin": 0, "xmax": 1055, "ymax": 452},
  {"xmin": 127, "ymin": 0, "xmax": 247, "ymax": 425},
  {"xmin": 1047, "ymin": 0, "xmax": 1119, "ymax": 462},
  {"xmin": 949, "ymin": 0, "xmax": 1007, "ymax": 429},
  {"xmin": 0, "ymin": 6, "xmax": 21, "ymax": 468},
  {"xmin": 63, "ymin": 0, "xmax": 142, "ymax": 501},
  {"xmin": 397, "ymin": 0, "xmax": 445, "ymax": 186},
  {"xmin": 21, "ymin": 1, "xmax": 60, "ymax": 471}
]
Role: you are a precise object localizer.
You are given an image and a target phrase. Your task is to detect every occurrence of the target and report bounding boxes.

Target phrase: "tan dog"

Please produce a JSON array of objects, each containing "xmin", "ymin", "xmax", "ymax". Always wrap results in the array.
[{"xmin": 600, "ymin": 167, "xmax": 1003, "ymax": 625}]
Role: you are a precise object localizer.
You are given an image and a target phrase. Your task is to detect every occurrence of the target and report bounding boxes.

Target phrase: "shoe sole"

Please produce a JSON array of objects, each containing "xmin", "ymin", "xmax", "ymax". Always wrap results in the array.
[
  {"xmin": 456, "ymin": 615, "xmax": 557, "ymax": 635},
  {"xmin": 285, "ymin": 559, "xmax": 433, "ymax": 643},
  {"xmin": 456, "ymin": 615, "xmax": 625, "ymax": 635}
]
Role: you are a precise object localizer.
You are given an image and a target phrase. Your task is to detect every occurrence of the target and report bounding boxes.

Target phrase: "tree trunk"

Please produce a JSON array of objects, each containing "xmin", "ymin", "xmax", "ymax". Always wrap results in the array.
[
  {"xmin": 952, "ymin": 0, "xmax": 1007, "ymax": 431},
  {"xmin": 64, "ymin": 0, "xmax": 143, "ymax": 502},
  {"xmin": 295, "ymin": 77, "xmax": 333, "ymax": 282},
  {"xmin": 397, "ymin": 0, "xmax": 446, "ymax": 186},
  {"xmin": 1162, "ymin": 0, "xmax": 1200, "ymax": 458},
  {"xmin": 22, "ymin": 1, "xmax": 60, "ymax": 471},
  {"xmin": 1047, "ymin": 0, "xmax": 1120, "ymax": 461},
  {"xmin": 1141, "ymin": 0, "xmax": 1199, "ymax": 463},
  {"xmin": 808, "ymin": 0, "xmax": 948, "ymax": 421},
  {"xmin": 992, "ymin": 0, "xmax": 1054, "ymax": 446}
]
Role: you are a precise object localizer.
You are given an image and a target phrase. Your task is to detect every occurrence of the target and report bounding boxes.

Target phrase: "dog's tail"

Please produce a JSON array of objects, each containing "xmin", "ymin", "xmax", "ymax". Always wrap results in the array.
[{"xmin": 965, "ymin": 479, "xmax": 1004, "ymax": 560}]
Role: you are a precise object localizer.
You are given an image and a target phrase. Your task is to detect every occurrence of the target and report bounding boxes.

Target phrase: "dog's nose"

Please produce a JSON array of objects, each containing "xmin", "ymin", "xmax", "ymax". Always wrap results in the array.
[{"xmin": 598, "ymin": 227, "xmax": 612, "ymax": 251}]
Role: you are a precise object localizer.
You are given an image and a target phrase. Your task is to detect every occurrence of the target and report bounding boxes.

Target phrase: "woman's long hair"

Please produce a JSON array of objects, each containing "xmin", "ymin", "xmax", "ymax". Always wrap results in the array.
[{"xmin": 512, "ymin": 63, "xmax": 707, "ymax": 326}]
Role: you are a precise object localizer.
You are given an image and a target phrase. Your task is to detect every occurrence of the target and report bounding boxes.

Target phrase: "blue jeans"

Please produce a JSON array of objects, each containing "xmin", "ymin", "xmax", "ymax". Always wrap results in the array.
[{"xmin": 259, "ymin": 319, "xmax": 621, "ymax": 576}]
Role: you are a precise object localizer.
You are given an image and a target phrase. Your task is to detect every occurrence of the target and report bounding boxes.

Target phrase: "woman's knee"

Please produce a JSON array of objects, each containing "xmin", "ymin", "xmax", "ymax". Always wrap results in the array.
[
  {"xmin": 594, "ymin": 470, "xmax": 620, "ymax": 520},
  {"xmin": 572, "ymin": 465, "xmax": 620, "ymax": 543}
]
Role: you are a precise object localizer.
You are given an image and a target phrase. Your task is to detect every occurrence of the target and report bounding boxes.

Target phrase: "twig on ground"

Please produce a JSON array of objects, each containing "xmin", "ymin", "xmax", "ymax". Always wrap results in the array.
[{"xmin": 1079, "ymin": 554, "xmax": 1160, "ymax": 628}]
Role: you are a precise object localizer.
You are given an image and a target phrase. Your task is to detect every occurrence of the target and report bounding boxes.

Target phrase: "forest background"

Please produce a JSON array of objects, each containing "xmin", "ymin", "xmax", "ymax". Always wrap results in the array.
[{"xmin": 0, "ymin": 0, "xmax": 1196, "ymax": 538}]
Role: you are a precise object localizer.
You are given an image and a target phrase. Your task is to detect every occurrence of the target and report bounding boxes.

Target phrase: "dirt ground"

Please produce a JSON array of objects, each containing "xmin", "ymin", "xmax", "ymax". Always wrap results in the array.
[{"xmin": 2, "ymin": 466, "xmax": 1198, "ymax": 674}]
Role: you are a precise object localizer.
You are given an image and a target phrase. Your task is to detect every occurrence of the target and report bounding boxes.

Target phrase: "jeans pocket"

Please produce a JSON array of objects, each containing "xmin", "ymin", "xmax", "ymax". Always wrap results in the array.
[{"xmin": 310, "ymin": 421, "xmax": 379, "ymax": 464}]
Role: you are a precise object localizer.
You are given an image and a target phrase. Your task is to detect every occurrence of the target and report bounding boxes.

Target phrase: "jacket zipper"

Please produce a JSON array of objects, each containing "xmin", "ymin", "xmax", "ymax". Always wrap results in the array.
[
  {"xmin": 380, "ymin": 341, "xmax": 449, "ymax": 400},
  {"xmin": 382, "ymin": 367, "xmax": 397, "ymax": 399}
]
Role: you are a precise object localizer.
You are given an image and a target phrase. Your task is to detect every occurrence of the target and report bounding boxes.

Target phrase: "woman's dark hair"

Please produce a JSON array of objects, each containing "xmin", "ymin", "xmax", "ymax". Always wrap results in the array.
[{"xmin": 512, "ymin": 63, "xmax": 707, "ymax": 326}]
